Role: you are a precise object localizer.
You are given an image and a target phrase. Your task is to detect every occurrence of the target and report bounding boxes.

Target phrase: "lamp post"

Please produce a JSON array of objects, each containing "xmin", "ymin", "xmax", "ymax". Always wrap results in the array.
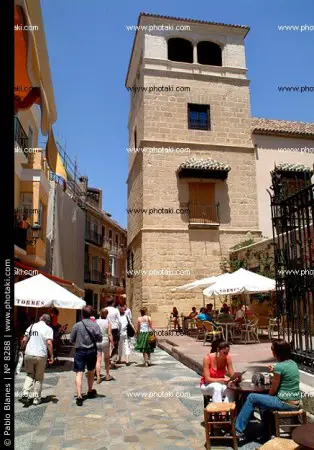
[{"xmin": 26, "ymin": 222, "xmax": 41, "ymax": 246}]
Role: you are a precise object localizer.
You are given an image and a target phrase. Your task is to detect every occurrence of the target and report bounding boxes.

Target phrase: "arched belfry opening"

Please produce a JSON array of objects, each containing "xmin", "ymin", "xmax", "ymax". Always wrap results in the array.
[
  {"xmin": 168, "ymin": 38, "xmax": 193, "ymax": 63},
  {"xmin": 197, "ymin": 41, "xmax": 222, "ymax": 66}
]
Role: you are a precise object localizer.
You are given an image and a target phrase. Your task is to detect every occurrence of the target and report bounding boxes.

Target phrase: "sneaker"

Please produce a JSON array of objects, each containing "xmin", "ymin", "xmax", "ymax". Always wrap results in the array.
[
  {"xmin": 76, "ymin": 397, "xmax": 83, "ymax": 406},
  {"xmin": 33, "ymin": 398, "xmax": 42, "ymax": 406},
  {"xmin": 87, "ymin": 389, "xmax": 97, "ymax": 399},
  {"xmin": 96, "ymin": 376, "xmax": 101, "ymax": 384},
  {"xmin": 236, "ymin": 431, "xmax": 245, "ymax": 442},
  {"xmin": 19, "ymin": 395, "xmax": 29, "ymax": 405}
]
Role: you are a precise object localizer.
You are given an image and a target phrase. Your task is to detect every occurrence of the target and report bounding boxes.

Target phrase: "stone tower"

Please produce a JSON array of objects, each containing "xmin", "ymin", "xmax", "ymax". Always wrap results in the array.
[{"xmin": 126, "ymin": 13, "xmax": 260, "ymax": 326}]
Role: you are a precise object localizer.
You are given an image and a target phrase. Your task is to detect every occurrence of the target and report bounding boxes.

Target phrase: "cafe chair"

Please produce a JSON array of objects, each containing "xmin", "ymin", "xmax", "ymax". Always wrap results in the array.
[
  {"xmin": 268, "ymin": 318, "xmax": 283, "ymax": 340},
  {"xmin": 270, "ymin": 409, "xmax": 307, "ymax": 438},
  {"xmin": 256, "ymin": 437, "xmax": 300, "ymax": 450},
  {"xmin": 195, "ymin": 320, "xmax": 206, "ymax": 341},
  {"xmin": 166, "ymin": 316, "xmax": 176, "ymax": 331},
  {"xmin": 240, "ymin": 316, "xmax": 260, "ymax": 344},
  {"xmin": 203, "ymin": 321, "xmax": 225, "ymax": 346},
  {"xmin": 204, "ymin": 402, "xmax": 238, "ymax": 450}
]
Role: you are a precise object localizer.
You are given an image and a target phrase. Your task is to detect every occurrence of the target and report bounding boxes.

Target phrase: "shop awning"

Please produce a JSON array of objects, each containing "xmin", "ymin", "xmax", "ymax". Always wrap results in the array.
[
  {"xmin": 14, "ymin": 261, "xmax": 84, "ymax": 297},
  {"xmin": 15, "ymin": 274, "xmax": 86, "ymax": 309},
  {"xmin": 14, "ymin": 0, "xmax": 67, "ymax": 182}
]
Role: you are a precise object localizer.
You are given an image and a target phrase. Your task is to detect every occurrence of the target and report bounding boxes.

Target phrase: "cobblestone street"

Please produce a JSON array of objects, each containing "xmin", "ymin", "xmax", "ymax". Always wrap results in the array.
[{"xmin": 15, "ymin": 347, "xmax": 262, "ymax": 450}]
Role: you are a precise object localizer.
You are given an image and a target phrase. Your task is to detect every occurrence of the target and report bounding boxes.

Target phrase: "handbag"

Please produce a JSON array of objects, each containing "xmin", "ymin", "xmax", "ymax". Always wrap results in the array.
[
  {"xmin": 126, "ymin": 316, "xmax": 135, "ymax": 338},
  {"xmin": 148, "ymin": 332, "xmax": 157, "ymax": 346}
]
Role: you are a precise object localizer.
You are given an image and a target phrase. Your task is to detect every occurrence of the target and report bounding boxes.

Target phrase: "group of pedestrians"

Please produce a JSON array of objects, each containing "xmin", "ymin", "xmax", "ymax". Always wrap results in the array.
[{"xmin": 19, "ymin": 299, "xmax": 156, "ymax": 407}]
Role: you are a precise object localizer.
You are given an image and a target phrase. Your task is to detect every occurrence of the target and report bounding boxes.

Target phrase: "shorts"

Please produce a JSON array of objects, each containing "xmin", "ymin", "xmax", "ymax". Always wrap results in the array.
[
  {"xmin": 73, "ymin": 348, "xmax": 97, "ymax": 372},
  {"xmin": 97, "ymin": 341, "xmax": 110, "ymax": 353}
]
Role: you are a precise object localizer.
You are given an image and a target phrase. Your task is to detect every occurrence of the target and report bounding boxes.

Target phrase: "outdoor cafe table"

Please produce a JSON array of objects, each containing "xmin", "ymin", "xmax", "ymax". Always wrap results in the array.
[
  {"xmin": 228, "ymin": 380, "xmax": 271, "ymax": 411},
  {"xmin": 216, "ymin": 322, "xmax": 237, "ymax": 342},
  {"xmin": 292, "ymin": 423, "xmax": 314, "ymax": 450}
]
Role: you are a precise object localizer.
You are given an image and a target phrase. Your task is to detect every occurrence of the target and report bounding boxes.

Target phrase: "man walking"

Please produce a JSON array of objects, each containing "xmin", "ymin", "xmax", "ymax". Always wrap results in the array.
[
  {"xmin": 20, "ymin": 314, "xmax": 54, "ymax": 405},
  {"xmin": 70, "ymin": 305, "xmax": 102, "ymax": 406},
  {"xmin": 105, "ymin": 298, "xmax": 121, "ymax": 367}
]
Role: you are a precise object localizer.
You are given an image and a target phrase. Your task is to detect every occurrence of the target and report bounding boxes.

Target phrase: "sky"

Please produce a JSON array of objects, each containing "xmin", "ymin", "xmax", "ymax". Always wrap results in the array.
[{"xmin": 41, "ymin": 0, "xmax": 314, "ymax": 228}]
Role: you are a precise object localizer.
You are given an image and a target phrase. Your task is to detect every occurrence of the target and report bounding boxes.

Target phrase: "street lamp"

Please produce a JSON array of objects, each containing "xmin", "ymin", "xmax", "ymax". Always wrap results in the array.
[{"xmin": 26, "ymin": 222, "xmax": 41, "ymax": 246}]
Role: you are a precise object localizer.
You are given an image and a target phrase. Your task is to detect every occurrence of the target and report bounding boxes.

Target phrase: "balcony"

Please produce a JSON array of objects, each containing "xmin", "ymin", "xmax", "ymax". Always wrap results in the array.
[
  {"xmin": 84, "ymin": 270, "xmax": 107, "ymax": 285},
  {"xmin": 188, "ymin": 203, "xmax": 220, "ymax": 228},
  {"xmin": 15, "ymin": 226, "xmax": 28, "ymax": 251},
  {"xmin": 85, "ymin": 228, "xmax": 103, "ymax": 246},
  {"xmin": 103, "ymin": 238, "xmax": 124, "ymax": 256},
  {"xmin": 14, "ymin": 117, "xmax": 29, "ymax": 160},
  {"xmin": 108, "ymin": 275, "xmax": 125, "ymax": 287}
]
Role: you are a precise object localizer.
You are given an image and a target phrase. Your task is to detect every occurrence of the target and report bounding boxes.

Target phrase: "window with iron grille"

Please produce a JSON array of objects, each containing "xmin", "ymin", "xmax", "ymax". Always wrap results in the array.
[{"xmin": 188, "ymin": 104, "xmax": 210, "ymax": 130}]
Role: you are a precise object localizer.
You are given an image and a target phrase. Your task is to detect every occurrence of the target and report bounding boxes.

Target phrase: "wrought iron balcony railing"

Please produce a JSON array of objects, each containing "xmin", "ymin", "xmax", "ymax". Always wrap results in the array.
[
  {"xmin": 14, "ymin": 117, "xmax": 29, "ymax": 160},
  {"xmin": 188, "ymin": 203, "xmax": 220, "ymax": 224},
  {"xmin": 84, "ymin": 270, "xmax": 107, "ymax": 285},
  {"xmin": 85, "ymin": 228, "xmax": 103, "ymax": 246}
]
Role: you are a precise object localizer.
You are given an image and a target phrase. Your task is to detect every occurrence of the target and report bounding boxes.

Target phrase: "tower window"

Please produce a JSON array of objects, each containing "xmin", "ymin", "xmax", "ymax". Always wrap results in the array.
[
  {"xmin": 197, "ymin": 42, "xmax": 222, "ymax": 66},
  {"xmin": 188, "ymin": 104, "xmax": 210, "ymax": 130},
  {"xmin": 168, "ymin": 38, "xmax": 193, "ymax": 63},
  {"xmin": 134, "ymin": 128, "xmax": 137, "ymax": 150}
]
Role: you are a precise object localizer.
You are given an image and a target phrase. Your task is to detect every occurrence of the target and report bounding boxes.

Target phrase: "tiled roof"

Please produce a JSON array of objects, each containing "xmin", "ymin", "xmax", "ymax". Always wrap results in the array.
[
  {"xmin": 125, "ymin": 13, "xmax": 250, "ymax": 86},
  {"xmin": 252, "ymin": 117, "xmax": 314, "ymax": 138},
  {"xmin": 178, "ymin": 157, "xmax": 231, "ymax": 172},
  {"xmin": 272, "ymin": 163, "xmax": 313, "ymax": 174},
  {"xmin": 138, "ymin": 13, "xmax": 250, "ymax": 31}
]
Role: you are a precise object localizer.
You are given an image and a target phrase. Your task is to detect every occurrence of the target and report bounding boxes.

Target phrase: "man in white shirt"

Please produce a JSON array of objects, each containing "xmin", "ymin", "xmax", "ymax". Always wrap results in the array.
[
  {"xmin": 20, "ymin": 314, "xmax": 54, "ymax": 405},
  {"xmin": 105, "ymin": 298, "xmax": 121, "ymax": 364}
]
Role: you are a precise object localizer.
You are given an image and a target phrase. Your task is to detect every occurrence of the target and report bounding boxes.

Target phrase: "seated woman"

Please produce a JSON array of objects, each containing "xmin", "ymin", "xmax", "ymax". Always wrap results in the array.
[
  {"xmin": 200, "ymin": 340, "xmax": 236, "ymax": 403},
  {"xmin": 197, "ymin": 307, "xmax": 213, "ymax": 322},
  {"xmin": 235, "ymin": 339, "xmax": 302, "ymax": 441},
  {"xmin": 170, "ymin": 307, "xmax": 181, "ymax": 331}
]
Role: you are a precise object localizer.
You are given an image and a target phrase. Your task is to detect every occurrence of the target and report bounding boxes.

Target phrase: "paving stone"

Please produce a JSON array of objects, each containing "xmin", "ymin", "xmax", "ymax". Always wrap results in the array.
[{"xmin": 124, "ymin": 435, "xmax": 140, "ymax": 443}]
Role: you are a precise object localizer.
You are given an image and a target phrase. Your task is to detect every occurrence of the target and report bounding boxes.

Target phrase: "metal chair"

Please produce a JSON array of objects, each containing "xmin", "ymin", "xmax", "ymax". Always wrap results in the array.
[
  {"xmin": 203, "ymin": 321, "xmax": 225, "ymax": 346},
  {"xmin": 268, "ymin": 317, "xmax": 282, "ymax": 340},
  {"xmin": 166, "ymin": 316, "xmax": 175, "ymax": 331},
  {"xmin": 195, "ymin": 320, "xmax": 205, "ymax": 341},
  {"xmin": 240, "ymin": 316, "xmax": 260, "ymax": 344}
]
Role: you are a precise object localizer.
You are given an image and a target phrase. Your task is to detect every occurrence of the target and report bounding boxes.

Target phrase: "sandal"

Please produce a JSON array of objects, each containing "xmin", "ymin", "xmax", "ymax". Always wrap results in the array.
[{"xmin": 104, "ymin": 376, "xmax": 114, "ymax": 381}]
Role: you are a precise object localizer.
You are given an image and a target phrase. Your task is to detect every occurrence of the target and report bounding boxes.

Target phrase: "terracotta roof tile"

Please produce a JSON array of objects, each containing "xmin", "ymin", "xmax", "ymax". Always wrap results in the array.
[
  {"xmin": 272, "ymin": 163, "xmax": 313, "ymax": 174},
  {"xmin": 138, "ymin": 12, "xmax": 250, "ymax": 31},
  {"xmin": 178, "ymin": 157, "xmax": 231, "ymax": 172},
  {"xmin": 252, "ymin": 117, "xmax": 314, "ymax": 138}
]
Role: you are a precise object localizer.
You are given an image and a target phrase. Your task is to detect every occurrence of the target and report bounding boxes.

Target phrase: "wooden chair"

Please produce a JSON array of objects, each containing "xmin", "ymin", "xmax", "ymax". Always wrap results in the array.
[
  {"xmin": 204, "ymin": 402, "xmax": 238, "ymax": 450},
  {"xmin": 256, "ymin": 437, "xmax": 301, "ymax": 450},
  {"xmin": 203, "ymin": 321, "xmax": 225, "ymax": 346},
  {"xmin": 271, "ymin": 409, "xmax": 307, "ymax": 438}
]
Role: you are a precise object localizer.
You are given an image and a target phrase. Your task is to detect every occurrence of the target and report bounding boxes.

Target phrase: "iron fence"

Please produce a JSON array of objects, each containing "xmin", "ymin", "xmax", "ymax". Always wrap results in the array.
[{"xmin": 270, "ymin": 176, "xmax": 314, "ymax": 373}]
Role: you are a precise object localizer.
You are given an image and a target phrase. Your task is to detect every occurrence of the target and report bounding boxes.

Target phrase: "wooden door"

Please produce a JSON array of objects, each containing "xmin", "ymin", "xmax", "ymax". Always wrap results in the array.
[{"xmin": 189, "ymin": 183, "xmax": 216, "ymax": 223}]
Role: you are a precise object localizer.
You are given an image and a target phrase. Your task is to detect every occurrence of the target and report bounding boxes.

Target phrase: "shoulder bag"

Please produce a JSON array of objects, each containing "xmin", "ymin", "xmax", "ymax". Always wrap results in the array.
[
  {"xmin": 20, "ymin": 323, "xmax": 34, "ymax": 352},
  {"xmin": 81, "ymin": 320, "xmax": 97, "ymax": 352},
  {"xmin": 126, "ymin": 315, "xmax": 135, "ymax": 338}
]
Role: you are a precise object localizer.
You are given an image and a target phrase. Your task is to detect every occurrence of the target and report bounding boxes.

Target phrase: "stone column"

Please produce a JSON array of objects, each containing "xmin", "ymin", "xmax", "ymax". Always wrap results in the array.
[{"xmin": 193, "ymin": 41, "xmax": 198, "ymax": 63}]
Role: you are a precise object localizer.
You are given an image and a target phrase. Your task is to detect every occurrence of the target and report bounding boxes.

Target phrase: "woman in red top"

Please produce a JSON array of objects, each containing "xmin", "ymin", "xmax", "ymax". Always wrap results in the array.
[{"xmin": 200, "ymin": 340, "xmax": 236, "ymax": 403}]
